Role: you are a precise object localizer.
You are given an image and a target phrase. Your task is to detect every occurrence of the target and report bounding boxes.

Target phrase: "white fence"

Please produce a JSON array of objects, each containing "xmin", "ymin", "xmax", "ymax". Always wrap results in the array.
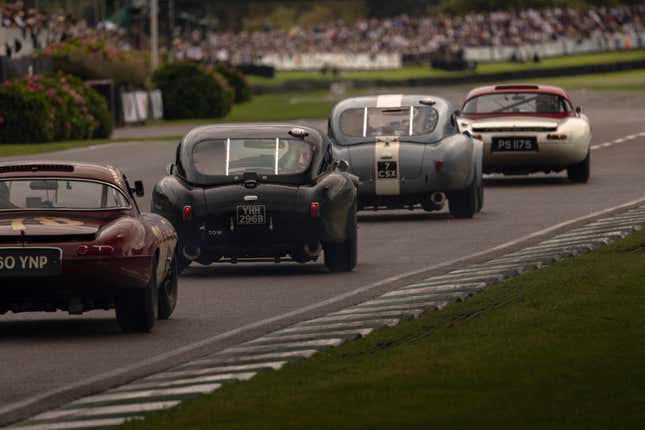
[
  {"xmin": 464, "ymin": 34, "xmax": 645, "ymax": 62},
  {"xmin": 258, "ymin": 53, "xmax": 402, "ymax": 71},
  {"xmin": 0, "ymin": 27, "xmax": 51, "ymax": 58},
  {"xmin": 255, "ymin": 35, "xmax": 645, "ymax": 70},
  {"xmin": 121, "ymin": 90, "xmax": 163, "ymax": 124}
]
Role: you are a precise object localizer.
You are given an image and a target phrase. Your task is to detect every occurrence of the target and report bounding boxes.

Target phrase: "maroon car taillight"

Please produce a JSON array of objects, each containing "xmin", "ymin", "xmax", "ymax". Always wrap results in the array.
[
  {"xmin": 183, "ymin": 205, "xmax": 192, "ymax": 222},
  {"xmin": 77, "ymin": 245, "xmax": 114, "ymax": 256},
  {"xmin": 311, "ymin": 202, "xmax": 320, "ymax": 218},
  {"xmin": 435, "ymin": 161, "xmax": 444, "ymax": 173}
]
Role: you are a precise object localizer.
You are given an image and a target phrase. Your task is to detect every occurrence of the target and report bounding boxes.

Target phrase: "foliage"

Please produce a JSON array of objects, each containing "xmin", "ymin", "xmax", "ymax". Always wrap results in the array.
[
  {"xmin": 209, "ymin": 63, "xmax": 253, "ymax": 103},
  {"xmin": 152, "ymin": 62, "xmax": 233, "ymax": 120},
  {"xmin": 0, "ymin": 73, "xmax": 112, "ymax": 144},
  {"xmin": 41, "ymin": 38, "xmax": 149, "ymax": 86},
  {"xmin": 0, "ymin": 84, "xmax": 53, "ymax": 143}
]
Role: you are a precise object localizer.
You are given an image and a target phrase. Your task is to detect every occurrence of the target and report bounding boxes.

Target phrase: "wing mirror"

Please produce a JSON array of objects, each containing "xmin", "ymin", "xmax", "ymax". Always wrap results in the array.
[
  {"xmin": 166, "ymin": 163, "xmax": 175, "ymax": 175},
  {"xmin": 454, "ymin": 109, "xmax": 461, "ymax": 117},
  {"xmin": 334, "ymin": 159, "xmax": 350, "ymax": 172},
  {"xmin": 133, "ymin": 180, "xmax": 145, "ymax": 197},
  {"xmin": 576, "ymin": 106, "xmax": 582, "ymax": 114}
]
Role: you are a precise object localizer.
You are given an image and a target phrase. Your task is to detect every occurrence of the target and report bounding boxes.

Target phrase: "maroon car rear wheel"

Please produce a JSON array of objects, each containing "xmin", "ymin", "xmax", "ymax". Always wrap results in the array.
[
  {"xmin": 116, "ymin": 259, "xmax": 158, "ymax": 332},
  {"xmin": 158, "ymin": 257, "xmax": 178, "ymax": 320}
]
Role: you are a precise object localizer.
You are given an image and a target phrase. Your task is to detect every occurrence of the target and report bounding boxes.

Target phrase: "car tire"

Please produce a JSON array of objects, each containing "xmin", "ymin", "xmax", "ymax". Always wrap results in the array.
[
  {"xmin": 116, "ymin": 259, "xmax": 158, "ymax": 333},
  {"xmin": 477, "ymin": 181, "xmax": 484, "ymax": 212},
  {"xmin": 324, "ymin": 204, "xmax": 358, "ymax": 272},
  {"xmin": 175, "ymin": 241, "xmax": 191, "ymax": 274},
  {"xmin": 158, "ymin": 256, "xmax": 178, "ymax": 320},
  {"xmin": 449, "ymin": 180, "xmax": 478, "ymax": 219},
  {"xmin": 567, "ymin": 151, "xmax": 590, "ymax": 183}
]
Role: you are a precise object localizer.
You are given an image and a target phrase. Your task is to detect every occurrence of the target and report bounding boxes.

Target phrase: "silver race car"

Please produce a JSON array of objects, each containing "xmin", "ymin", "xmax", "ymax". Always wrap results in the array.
[
  {"xmin": 328, "ymin": 94, "xmax": 483, "ymax": 218},
  {"xmin": 458, "ymin": 84, "xmax": 592, "ymax": 183}
]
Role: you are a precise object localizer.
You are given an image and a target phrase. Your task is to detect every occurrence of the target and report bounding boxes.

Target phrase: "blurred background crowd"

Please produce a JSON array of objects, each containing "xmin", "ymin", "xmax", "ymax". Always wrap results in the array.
[
  {"xmin": 184, "ymin": 6, "xmax": 645, "ymax": 62},
  {"xmin": 1, "ymin": 1, "xmax": 643, "ymax": 62}
]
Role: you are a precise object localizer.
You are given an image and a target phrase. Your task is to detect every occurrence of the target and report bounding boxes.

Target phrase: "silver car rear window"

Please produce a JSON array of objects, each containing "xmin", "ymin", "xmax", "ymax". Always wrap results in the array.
[{"xmin": 339, "ymin": 106, "xmax": 439, "ymax": 138}]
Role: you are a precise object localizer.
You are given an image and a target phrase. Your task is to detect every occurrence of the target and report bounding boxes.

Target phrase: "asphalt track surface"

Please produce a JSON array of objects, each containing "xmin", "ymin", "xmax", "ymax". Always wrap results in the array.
[{"xmin": 1, "ymin": 89, "xmax": 645, "ymax": 423}]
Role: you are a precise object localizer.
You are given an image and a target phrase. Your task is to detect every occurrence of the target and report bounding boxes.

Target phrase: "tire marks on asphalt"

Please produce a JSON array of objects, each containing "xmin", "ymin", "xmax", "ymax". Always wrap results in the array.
[{"xmin": 7, "ymin": 205, "xmax": 645, "ymax": 430}]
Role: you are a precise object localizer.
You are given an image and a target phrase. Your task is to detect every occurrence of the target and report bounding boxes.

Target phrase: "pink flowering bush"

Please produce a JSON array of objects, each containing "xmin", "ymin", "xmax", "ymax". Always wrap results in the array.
[
  {"xmin": 0, "ymin": 73, "xmax": 112, "ymax": 143},
  {"xmin": 41, "ymin": 38, "xmax": 148, "ymax": 86}
]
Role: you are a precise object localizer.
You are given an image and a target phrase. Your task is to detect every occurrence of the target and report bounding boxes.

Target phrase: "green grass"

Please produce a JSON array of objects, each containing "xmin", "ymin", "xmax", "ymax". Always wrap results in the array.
[
  {"xmin": 248, "ymin": 50, "xmax": 645, "ymax": 86},
  {"xmin": 517, "ymin": 69, "xmax": 645, "ymax": 90},
  {"xmin": 0, "ymin": 135, "xmax": 182, "ymax": 158},
  {"xmin": 118, "ymin": 228, "xmax": 645, "ymax": 430}
]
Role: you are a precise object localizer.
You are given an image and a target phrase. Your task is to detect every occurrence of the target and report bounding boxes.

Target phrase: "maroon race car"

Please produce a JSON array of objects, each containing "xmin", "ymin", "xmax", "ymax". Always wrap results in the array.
[{"xmin": 0, "ymin": 161, "xmax": 178, "ymax": 332}]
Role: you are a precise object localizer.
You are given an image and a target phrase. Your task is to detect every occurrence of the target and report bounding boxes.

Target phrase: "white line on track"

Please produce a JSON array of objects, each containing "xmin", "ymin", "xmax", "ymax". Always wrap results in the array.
[
  {"xmin": 250, "ymin": 328, "xmax": 373, "ymax": 344},
  {"xmin": 70, "ymin": 384, "xmax": 222, "ymax": 407},
  {"xmin": 590, "ymin": 130, "xmax": 644, "ymax": 151},
  {"xmin": 225, "ymin": 339, "xmax": 344, "ymax": 355},
  {"xmin": 144, "ymin": 362, "xmax": 287, "ymax": 381},
  {"xmin": 30, "ymin": 401, "xmax": 179, "ymax": 423},
  {"xmin": 113, "ymin": 372, "xmax": 256, "ymax": 392},
  {"xmin": 5, "ymin": 195, "xmax": 645, "ymax": 423}
]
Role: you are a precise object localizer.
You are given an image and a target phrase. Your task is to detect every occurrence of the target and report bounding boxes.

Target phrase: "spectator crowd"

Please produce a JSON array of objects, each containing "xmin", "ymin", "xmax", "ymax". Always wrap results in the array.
[
  {"xmin": 1, "ymin": 1, "xmax": 131, "ymax": 58},
  {"xmin": 172, "ymin": 5, "xmax": 645, "ymax": 63},
  {"xmin": 2, "ymin": 2, "xmax": 644, "ymax": 64}
]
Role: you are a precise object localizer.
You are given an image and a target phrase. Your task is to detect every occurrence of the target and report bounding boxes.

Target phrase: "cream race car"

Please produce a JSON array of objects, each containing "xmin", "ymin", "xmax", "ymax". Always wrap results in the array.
[{"xmin": 458, "ymin": 85, "xmax": 591, "ymax": 183}]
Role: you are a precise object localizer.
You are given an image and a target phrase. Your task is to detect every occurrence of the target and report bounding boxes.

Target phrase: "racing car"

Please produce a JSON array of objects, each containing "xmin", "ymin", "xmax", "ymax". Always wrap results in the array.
[
  {"xmin": 458, "ymin": 84, "xmax": 591, "ymax": 182},
  {"xmin": 152, "ymin": 123, "xmax": 358, "ymax": 272},
  {"xmin": 328, "ymin": 94, "xmax": 483, "ymax": 218},
  {"xmin": 0, "ymin": 162, "xmax": 178, "ymax": 332}
]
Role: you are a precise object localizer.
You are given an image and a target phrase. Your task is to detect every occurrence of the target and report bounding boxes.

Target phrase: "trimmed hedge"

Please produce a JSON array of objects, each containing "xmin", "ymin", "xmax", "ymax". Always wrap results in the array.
[
  {"xmin": 152, "ymin": 62, "xmax": 233, "ymax": 120},
  {"xmin": 42, "ymin": 38, "xmax": 149, "ymax": 86},
  {"xmin": 210, "ymin": 64, "xmax": 253, "ymax": 103},
  {"xmin": 0, "ymin": 73, "xmax": 112, "ymax": 143},
  {"xmin": 0, "ymin": 85, "xmax": 53, "ymax": 143}
]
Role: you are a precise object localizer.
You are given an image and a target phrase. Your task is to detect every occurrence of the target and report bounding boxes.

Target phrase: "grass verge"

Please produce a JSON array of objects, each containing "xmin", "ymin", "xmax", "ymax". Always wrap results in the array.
[
  {"xmin": 248, "ymin": 50, "xmax": 645, "ymax": 86},
  {"xmin": 0, "ymin": 135, "xmax": 181, "ymax": 158},
  {"xmin": 119, "ymin": 228, "xmax": 645, "ymax": 429}
]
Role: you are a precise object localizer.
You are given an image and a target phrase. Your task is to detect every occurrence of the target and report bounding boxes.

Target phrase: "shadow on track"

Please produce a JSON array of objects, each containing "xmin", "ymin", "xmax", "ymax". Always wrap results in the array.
[
  {"xmin": 358, "ymin": 211, "xmax": 452, "ymax": 223},
  {"xmin": 484, "ymin": 175, "xmax": 571, "ymax": 187},
  {"xmin": 0, "ymin": 317, "xmax": 121, "ymax": 339},
  {"xmin": 181, "ymin": 262, "xmax": 329, "ymax": 279}
]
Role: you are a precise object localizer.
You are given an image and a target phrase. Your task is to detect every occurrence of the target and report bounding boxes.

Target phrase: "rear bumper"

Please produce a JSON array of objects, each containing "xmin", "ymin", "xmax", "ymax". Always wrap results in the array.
[
  {"xmin": 482, "ymin": 137, "xmax": 589, "ymax": 173},
  {"xmin": 180, "ymin": 222, "xmax": 325, "ymax": 260},
  {"xmin": 0, "ymin": 256, "xmax": 152, "ymax": 313}
]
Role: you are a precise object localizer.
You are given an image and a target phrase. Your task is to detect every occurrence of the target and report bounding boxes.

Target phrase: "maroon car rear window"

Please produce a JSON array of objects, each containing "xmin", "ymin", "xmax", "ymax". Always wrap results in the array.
[
  {"xmin": 0, "ymin": 179, "xmax": 129, "ymax": 210},
  {"xmin": 463, "ymin": 92, "xmax": 572, "ymax": 114}
]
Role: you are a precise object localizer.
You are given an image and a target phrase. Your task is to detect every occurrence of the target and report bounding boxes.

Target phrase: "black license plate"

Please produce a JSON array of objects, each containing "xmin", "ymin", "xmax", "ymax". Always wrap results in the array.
[
  {"xmin": 236, "ymin": 204, "xmax": 266, "ymax": 225},
  {"xmin": 492, "ymin": 137, "xmax": 538, "ymax": 152},
  {"xmin": 377, "ymin": 161, "xmax": 398, "ymax": 178},
  {"xmin": 0, "ymin": 248, "xmax": 62, "ymax": 277}
]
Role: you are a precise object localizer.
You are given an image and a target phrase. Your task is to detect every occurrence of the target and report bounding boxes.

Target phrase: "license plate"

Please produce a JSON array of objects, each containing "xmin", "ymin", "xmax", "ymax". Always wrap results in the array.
[
  {"xmin": 492, "ymin": 137, "xmax": 538, "ymax": 152},
  {"xmin": 236, "ymin": 204, "xmax": 266, "ymax": 225},
  {"xmin": 377, "ymin": 161, "xmax": 398, "ymax": 179},
  {"xmin": 0, "ymin": 248, "xmax": 62, "ymax": 277}
]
